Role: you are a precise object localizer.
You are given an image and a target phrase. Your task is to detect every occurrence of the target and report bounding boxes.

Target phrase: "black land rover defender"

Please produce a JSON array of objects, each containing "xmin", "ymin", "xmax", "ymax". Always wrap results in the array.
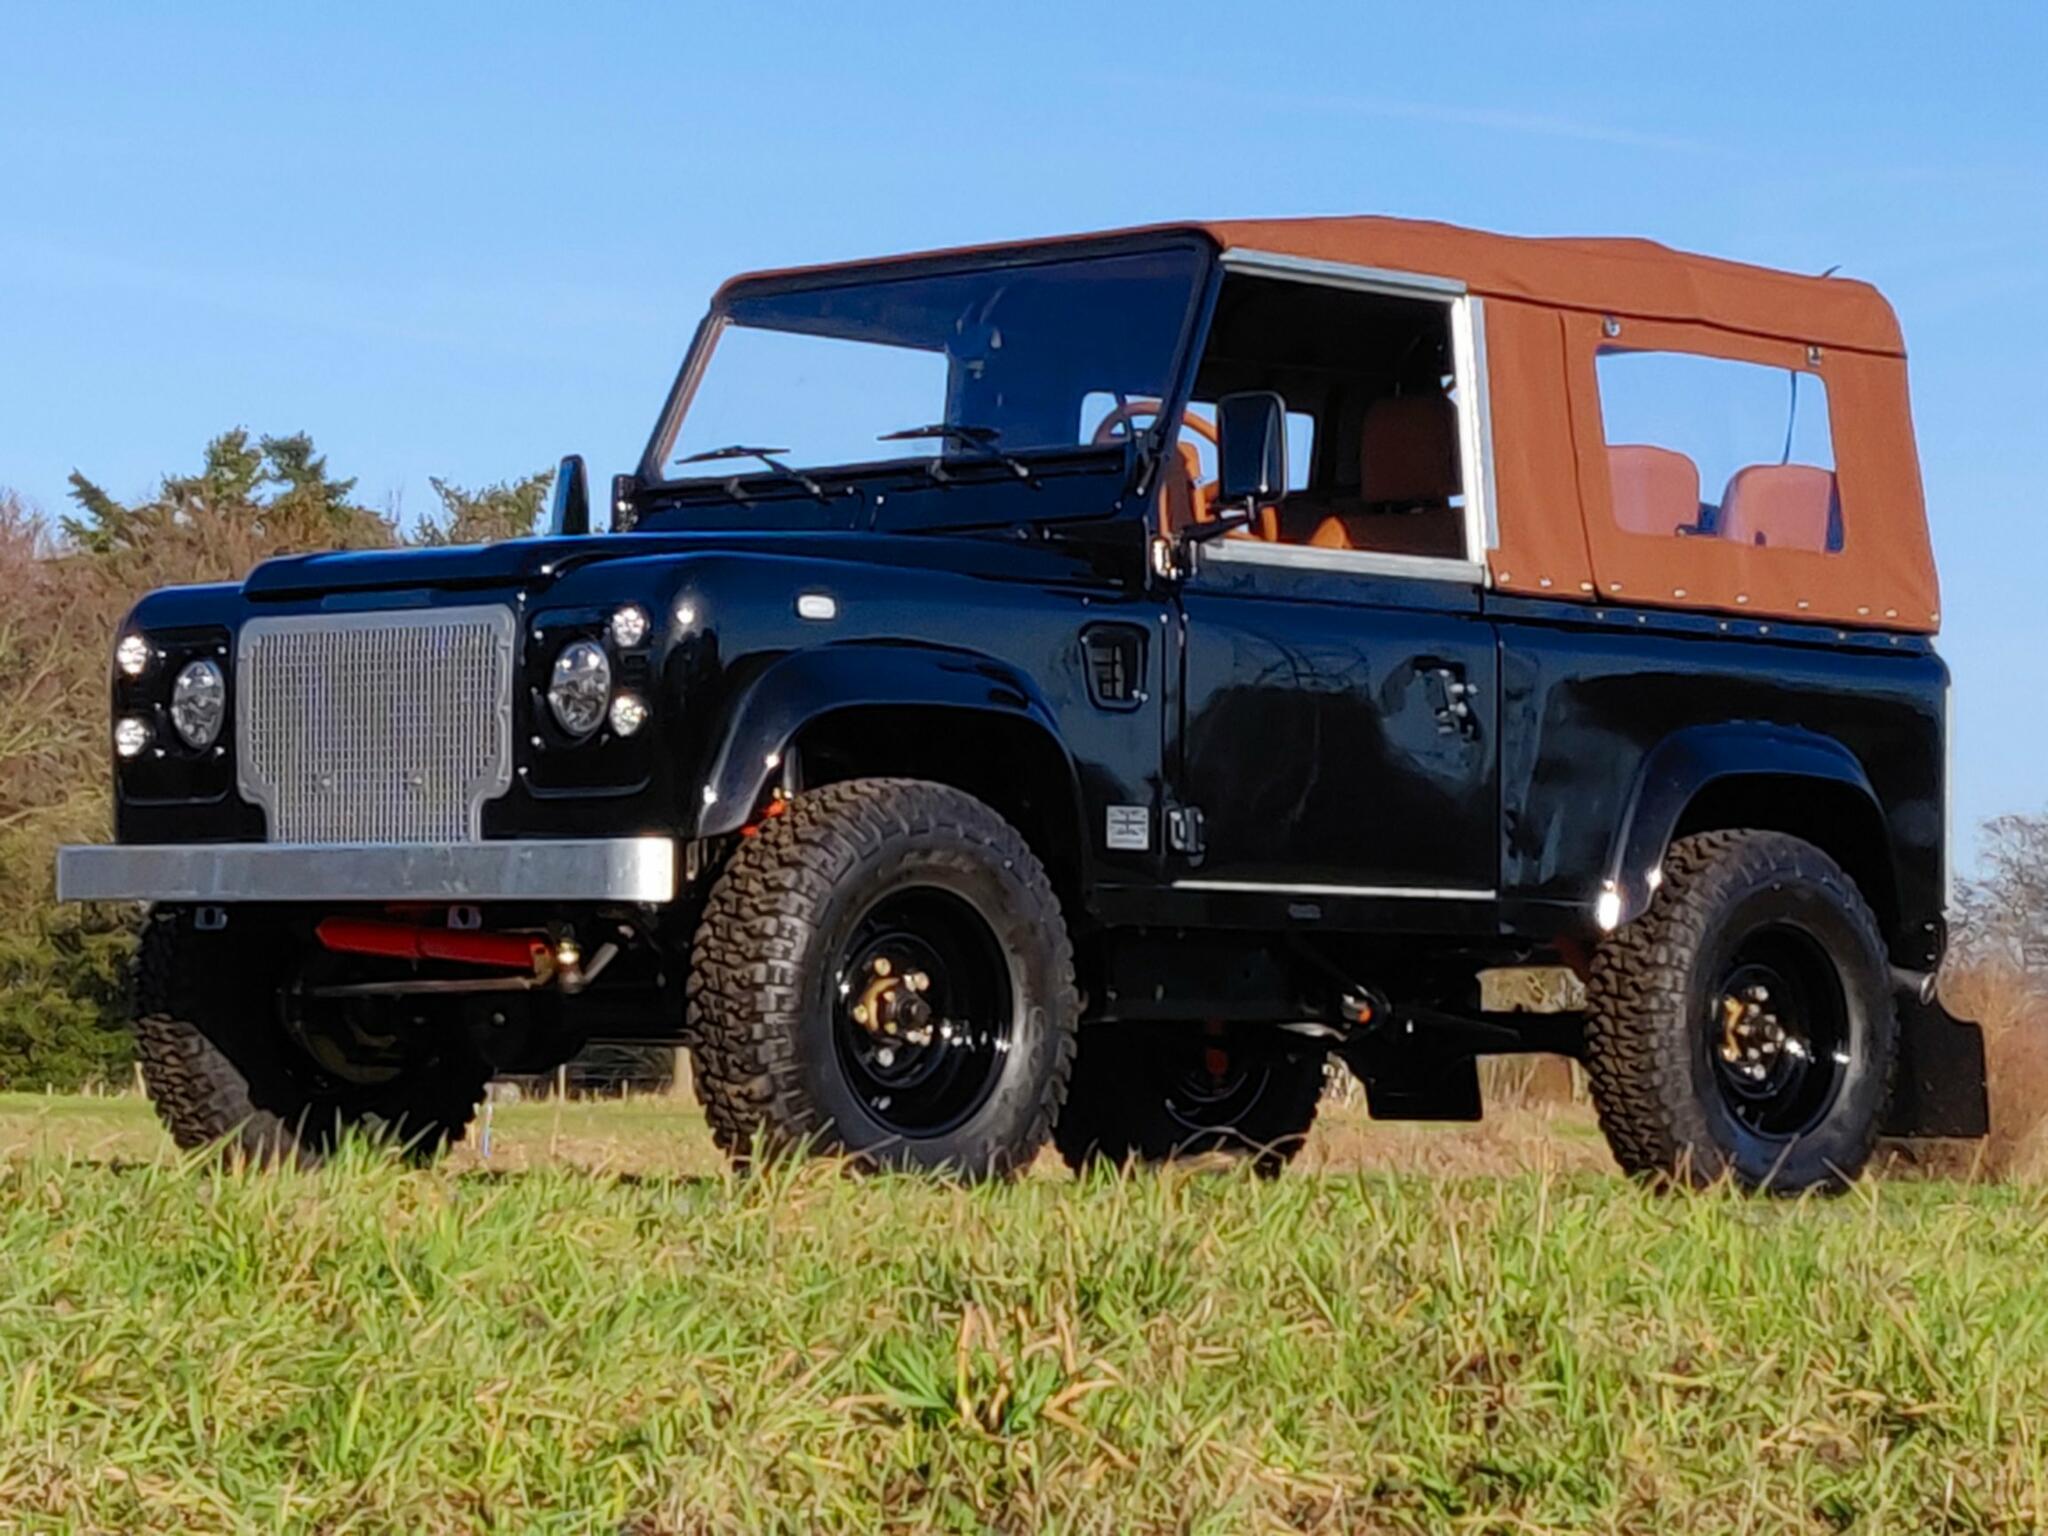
[{"xmin": 60, "ymin": 218, "xmax": 1988, "ymax": 1190}]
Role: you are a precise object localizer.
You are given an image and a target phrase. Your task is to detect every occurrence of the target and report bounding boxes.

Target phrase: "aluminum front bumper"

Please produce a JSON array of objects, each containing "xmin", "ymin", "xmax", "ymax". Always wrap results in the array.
[{"xmin": 55, "ymin": 838, "xmax": 677, "ymax": 905}]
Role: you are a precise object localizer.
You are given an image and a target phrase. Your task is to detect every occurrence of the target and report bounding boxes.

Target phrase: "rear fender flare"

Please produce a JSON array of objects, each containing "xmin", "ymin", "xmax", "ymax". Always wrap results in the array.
[{"xmin": 1604, "ymin": 723, "xmax": 1884, "ymax": 930}]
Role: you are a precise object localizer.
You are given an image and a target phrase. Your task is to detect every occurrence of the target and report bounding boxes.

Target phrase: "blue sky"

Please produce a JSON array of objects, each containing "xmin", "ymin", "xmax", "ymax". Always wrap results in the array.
[{"xmin": 2, "ymin": 2, "xmax": 2043, "ymax": 860}]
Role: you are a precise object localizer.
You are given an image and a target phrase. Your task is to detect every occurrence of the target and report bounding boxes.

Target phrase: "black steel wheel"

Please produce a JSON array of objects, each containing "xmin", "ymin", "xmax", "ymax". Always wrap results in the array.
[
  {"xmin": 1706, "ymin": 932, "xmax": 1849, "ymax": 1143},
  {"xmin": 1054, "ymin": 1023, "xmax": 1327, "ymax": 1176},
  {"xmin": 1585, "ymin": 829, "xmax": 1897, "ymax": 1192},
  {"xmin": 132, "ymin": 909, "xmax": 488, "ymax": 1164},
  {"xmin": 687, "ymin": 779, "xmax": 1077, "ymax": 1177},
  {"xmin": 830, "ymin": 889, "xmax": 1018, "ymax": 1141}
]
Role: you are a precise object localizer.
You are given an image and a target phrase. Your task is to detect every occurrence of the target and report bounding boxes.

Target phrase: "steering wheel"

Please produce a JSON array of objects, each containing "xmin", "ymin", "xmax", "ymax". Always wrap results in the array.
[
  {"xmin": 1089, "ymin": 398, "xmax": 1219, "ymax": 450},
  {"xmin": 1090, "ymin": 398, "xmax": 1224, "ymax": 529}
]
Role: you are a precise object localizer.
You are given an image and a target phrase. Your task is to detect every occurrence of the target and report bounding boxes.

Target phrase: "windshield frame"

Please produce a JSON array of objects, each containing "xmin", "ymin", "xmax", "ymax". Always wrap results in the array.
[{"xmin": 634, "ymin": 232, "xmax": 1220, "ymax": 501}]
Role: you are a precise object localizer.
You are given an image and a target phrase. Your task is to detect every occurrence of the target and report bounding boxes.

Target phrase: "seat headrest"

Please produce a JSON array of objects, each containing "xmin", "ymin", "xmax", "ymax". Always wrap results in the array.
[
  {"xmin": 1607, "ymin": 445, "xmax": 1702, "ymax": 536},
  {"xmin": 1358, "ymin": 394, "xmax": 1461, "ymax": 504},
  {"xmin": 1718, "ymin": 464, "xmax": 1838, "ymax": 552}
]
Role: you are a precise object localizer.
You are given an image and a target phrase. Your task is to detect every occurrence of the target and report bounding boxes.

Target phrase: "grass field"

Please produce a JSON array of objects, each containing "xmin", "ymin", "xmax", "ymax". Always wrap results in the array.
[{"xmin": 1, "ymin": 1090, "xmax": 2044, "ymax": 1534}]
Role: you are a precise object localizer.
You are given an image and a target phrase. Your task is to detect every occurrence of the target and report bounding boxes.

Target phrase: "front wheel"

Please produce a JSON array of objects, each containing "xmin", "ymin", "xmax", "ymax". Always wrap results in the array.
[
  {"xmin": 685, "ymin": 779, "xmax": 1078, "ymax": 1177},
  {"xmin": 1583, "ymin": 830, "xmax": 1898, "ymax": 1193},
  {"xmin": 133, "ymin": 909, "xmax": 489, "ymax": 1164}
]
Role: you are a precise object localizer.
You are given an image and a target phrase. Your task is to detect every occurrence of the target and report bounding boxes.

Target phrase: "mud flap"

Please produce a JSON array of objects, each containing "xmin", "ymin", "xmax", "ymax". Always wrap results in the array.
[{"xmin": 1880, "ymin": 998, "xmax": 1989, "ymax": 1139}]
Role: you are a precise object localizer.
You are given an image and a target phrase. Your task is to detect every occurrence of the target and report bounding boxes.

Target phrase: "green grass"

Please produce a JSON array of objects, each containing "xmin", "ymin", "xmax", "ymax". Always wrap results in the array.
[{"xmin": 0, "ymin": 1095, "xmax": 2042, "ymax": 1533}]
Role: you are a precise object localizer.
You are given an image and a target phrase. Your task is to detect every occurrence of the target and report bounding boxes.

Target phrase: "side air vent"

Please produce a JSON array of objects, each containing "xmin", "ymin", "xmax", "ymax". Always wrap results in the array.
[{"xmin": 1081, "ymin": 624, "xmax": 1147, "ymax": 711}]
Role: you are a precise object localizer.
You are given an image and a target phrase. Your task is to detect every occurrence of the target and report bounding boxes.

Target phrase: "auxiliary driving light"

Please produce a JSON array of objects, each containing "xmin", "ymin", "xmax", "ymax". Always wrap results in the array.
[
  {"xmin": 608, "ymin": 604, "xmax": 651, "ymax": 650},
  {"xmin": 114, "ymin": 716, "xmax": 152, "ymax": 759},
  {"xmin": 115, "ymin": 633, "xmax": 152, "ymax": 678},
  {"xmin": 608, "ymin": 692, "xmax": 648, "ymax": 738}
]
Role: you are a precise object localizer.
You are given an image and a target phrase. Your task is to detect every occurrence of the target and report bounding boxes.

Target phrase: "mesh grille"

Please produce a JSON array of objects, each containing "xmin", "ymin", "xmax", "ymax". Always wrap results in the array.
[{"xmin": 237, "ymin": 607, "xmax": 516, "ymax": 844}]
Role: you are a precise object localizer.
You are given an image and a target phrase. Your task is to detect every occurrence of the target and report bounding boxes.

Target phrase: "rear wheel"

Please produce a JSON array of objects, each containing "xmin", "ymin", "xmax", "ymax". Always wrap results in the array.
[
  {"xmin": 133, "ymin": 909, "xmax": 488, "ymax": 1164},
  {"xmin": 1054, "ymin": 1023, "xmax": 1327, "ymax": 1176},
  {"xmin": 1583, "ymin": 830, "xmax": 1897, "ymax": 1192},
  {"xmin": 686, "ymin": 779, "xmax": 1077, "ymax": 1177}
]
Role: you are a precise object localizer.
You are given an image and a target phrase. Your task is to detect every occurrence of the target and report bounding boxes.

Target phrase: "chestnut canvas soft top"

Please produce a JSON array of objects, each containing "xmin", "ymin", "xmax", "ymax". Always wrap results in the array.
[{"xmin": 725, "ymin": 216, "xmax": 1941, "ymax": 633}]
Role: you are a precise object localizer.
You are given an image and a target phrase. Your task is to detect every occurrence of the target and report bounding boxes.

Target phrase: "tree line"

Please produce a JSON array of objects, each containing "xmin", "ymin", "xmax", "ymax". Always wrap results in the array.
[{"xmin": 0, "ymin": 432, "xmax": 548, "ymax": 1087}]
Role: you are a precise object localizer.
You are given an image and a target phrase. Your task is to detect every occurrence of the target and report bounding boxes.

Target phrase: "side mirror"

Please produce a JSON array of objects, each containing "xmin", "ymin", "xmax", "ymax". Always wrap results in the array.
[
  {"xmin": 1215, "ymin": 391, "xmax": 1289, "ymax": 508},
  {"xmin": 549, "ymin": 454, "xmax": 590, "ymax": 537}
]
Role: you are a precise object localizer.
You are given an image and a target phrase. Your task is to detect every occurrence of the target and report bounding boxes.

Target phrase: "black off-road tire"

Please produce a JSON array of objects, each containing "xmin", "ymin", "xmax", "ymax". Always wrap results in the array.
[
  {"xmin": 134, "ymin": 909, "xmax": 487, "ymax": 1164},
  {"xmin": 1054, "ymin": 1024, "xmax": 1327, "ymax": 1177},
  {"xmin": 1584, "ymin": 830, "xmax": 1898, "ymax": 1193},
  {"xmin": 686, "ymin": 778, "xmax": 1078, "ymax": 1178}
]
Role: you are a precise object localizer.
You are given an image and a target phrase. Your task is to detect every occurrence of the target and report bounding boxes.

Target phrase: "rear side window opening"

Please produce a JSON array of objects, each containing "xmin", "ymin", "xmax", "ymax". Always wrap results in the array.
[{"xmin": 1596, "ymin": 350, "xmax": 1841, "ymax": 553}]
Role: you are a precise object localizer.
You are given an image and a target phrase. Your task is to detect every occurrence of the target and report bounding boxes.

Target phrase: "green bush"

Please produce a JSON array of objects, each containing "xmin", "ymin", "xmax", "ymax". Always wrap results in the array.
[{"xmin": 0, "ymin": 436, "xmax": 548, "ymax": 1088}]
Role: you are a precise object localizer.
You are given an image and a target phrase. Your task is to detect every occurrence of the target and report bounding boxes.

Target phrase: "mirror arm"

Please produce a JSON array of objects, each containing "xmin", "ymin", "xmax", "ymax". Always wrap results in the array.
[{"xmin": 1180, "ymin": 510, "xmax": 1253, "ymax": 547}]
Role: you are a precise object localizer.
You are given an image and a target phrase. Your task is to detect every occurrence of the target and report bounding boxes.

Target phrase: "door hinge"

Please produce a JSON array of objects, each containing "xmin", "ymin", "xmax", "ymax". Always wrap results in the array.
[{"xmin": 1167, "ymin": 804, "xmax": 1206, "ymax": 856}]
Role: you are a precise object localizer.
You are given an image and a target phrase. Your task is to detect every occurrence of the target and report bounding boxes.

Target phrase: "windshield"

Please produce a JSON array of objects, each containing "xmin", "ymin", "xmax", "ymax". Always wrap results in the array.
[{"xmin": 657, "ymin": 245, "xmax": 1207, "ymax": 477}]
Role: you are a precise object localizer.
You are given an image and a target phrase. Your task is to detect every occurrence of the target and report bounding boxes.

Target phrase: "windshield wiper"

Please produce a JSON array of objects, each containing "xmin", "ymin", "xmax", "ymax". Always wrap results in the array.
[
  {"xmin": 877, "ymin": 423, "xmax": 1037, "ymax": 486},
  {"xmin": 675, "ymin": 444, "xmax": 830, "ymax": 503}
]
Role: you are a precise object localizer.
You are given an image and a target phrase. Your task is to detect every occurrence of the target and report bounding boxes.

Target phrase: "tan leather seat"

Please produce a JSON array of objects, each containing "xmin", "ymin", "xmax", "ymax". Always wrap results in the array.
[
  {"xmin": 1157, "ymin": 434, "xmax": 1279, "ymax": 541},
  {"xmin": 1157, "ymin": 441, "xmax": 1210, "ymax": 535},
  {"xmin": 1607, "ymin": 445, "xmax": 1702, "ymax": 536},
  {"xmin": 1310, "ymin": 394, "xmax": 1465, "ymax": 557},
  {"xmin": 1719, "ymin": 464, "xmax": 1838, "ymax": 552}
]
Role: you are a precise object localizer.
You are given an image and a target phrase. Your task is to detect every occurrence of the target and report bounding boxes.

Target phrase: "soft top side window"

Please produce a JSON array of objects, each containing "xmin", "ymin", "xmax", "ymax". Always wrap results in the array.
[{"xmin": 1596, "ymin": 350, "xmax": 1841, "ymax": 553}]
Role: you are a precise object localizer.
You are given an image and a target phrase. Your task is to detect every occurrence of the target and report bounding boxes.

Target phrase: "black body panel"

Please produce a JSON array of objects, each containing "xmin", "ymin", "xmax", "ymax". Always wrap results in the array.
[
  {"xmin": 118, "ymin": 524, "xmax": 1953, "ymax": 961},
  {"xmin": 1173, "ymin": 553, "xmax": 1497, "ymax": 907}
]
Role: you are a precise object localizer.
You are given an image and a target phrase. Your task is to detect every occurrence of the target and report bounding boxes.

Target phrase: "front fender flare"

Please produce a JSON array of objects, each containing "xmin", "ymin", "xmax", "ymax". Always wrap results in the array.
[
  {"xmin": 1604, "ymin": 723, "xmax": 1883, "ymax": 929},
  {"xmin": 693, "ymin": 642, "xmax": 1084, "ymax": 839}
]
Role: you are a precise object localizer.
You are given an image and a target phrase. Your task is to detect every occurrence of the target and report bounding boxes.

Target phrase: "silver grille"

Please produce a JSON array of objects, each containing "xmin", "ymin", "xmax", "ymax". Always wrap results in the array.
[{"xmin": 236, "ymin": 607, "xmax": 516, "ymax": 844}]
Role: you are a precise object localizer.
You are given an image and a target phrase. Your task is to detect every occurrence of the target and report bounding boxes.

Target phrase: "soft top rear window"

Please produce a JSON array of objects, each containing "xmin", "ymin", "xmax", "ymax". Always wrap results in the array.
[{"xmin": 1597, "ymin": 349, "xmax": 1841, "ymax": 553}]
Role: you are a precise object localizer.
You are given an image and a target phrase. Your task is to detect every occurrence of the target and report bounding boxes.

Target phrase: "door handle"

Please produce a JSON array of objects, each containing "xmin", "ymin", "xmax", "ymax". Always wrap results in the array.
[{"xmin": 1423, "ymin": 663, "xmax": 1478, "ymax": 738}]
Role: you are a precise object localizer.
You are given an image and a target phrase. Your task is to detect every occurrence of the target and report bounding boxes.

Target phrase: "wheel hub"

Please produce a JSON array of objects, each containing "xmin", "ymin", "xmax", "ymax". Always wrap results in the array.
[
  {"xmin": 1706, "ymin": 941, "xmax": 1848, "ymax": 1140},
  {"xmin": 830, "ymin": 889, "xmax": 1015, "ymax": 1139},
  {"xmin": 849, "ymin": 955, "xmax": 936, "ymax": 1046},
  {"xmin": 1716, "ymin": 982, "xmax": 1804, "ymax": 1089}
]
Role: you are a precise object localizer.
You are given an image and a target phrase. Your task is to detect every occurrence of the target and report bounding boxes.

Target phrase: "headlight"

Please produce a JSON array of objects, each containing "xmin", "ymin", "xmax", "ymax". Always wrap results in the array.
[
  {"xmin": 548, "ymin": 640, "xmax": 611, "ymax": 736},
  {"xmin": 170, "ymin": 659, "xmax": 226, "ymax": 749},
  {"xmin": 115, "ymin": 633, "xmax": 152, "ymax": 678}
]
